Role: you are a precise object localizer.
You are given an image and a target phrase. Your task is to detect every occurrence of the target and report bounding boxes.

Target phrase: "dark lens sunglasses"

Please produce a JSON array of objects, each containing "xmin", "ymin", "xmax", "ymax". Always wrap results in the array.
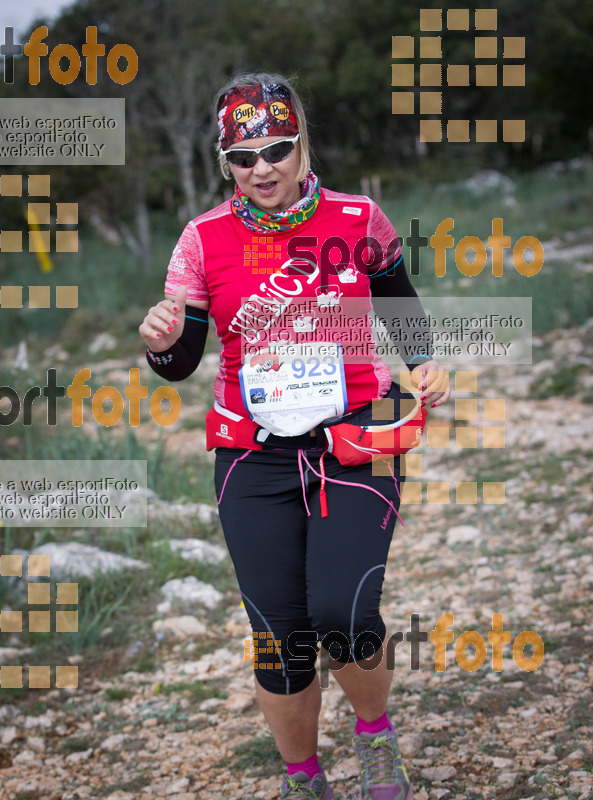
[{"xmin": 221, "ymin": 134, "xmax": 300, "ymax": 168}]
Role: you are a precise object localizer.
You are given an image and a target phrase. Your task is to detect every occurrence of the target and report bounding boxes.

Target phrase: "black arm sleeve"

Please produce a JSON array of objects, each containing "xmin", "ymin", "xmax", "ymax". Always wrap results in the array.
[
  {"xmin": 369, "ymin": 253, "xmax": 433, "ymax": 370},
  {"xmin": 145, "ymin": 306, "xmax": 209, "ymax": 381}
]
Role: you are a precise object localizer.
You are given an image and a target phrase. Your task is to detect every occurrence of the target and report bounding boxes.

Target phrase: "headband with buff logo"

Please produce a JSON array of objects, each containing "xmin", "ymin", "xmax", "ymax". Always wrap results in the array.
[{"xmin": 217, "ymin": 83, "xmax": 299, "ymax": 149}]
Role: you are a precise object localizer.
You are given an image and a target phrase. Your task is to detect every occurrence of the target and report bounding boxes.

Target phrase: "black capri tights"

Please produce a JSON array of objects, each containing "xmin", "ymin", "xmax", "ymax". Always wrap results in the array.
[{"xmin": 214, "ymin": 445, "xmax": 405, "ymax": 695}]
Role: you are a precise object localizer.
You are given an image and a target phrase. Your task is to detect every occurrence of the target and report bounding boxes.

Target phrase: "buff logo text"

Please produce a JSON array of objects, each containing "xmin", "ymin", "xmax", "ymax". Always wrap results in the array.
[
  {"xmin": 233, "ymin": 104, "xmax": 256, "ymax": 122},
  {"xmin": 0, "ymin": 26, "xmax": 138, "ymax": 86},
  {"xmin": 270, "ymin": 102, "xmax": 289, "ymax": 119}
]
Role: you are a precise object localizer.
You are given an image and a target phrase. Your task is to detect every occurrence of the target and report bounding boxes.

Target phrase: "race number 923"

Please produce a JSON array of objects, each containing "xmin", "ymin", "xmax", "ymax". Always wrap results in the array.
[{"xmin": 291, "ymin": 356, "xmax": 337, "ymax": 379}]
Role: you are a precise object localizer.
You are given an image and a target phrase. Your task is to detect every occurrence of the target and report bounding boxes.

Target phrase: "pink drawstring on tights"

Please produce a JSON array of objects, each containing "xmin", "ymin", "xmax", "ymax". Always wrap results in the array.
[
  {"xmin": 217, "ymin": 450, "xmax": 252, "ymax": 506},
  {"xmin": 297, "ymin": 449, "xmax": 312, "ymax": 517},
  {"xmin": 300, "ymin": 452, "xmax": 405, "ymax": 527}
]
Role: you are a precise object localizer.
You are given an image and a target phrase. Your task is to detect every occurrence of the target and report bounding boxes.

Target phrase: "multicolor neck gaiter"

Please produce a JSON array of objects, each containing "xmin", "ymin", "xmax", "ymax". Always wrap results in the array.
[{"xmin": 230, "ymin": 170, "xmax": 320, "ymax": 234}]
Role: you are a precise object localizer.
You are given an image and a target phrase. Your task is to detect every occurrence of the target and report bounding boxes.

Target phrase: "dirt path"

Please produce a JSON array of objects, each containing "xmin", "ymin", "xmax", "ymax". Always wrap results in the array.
[{"xmin": 1, "ymin": 330, "xmax": 592, "ymax": 800}]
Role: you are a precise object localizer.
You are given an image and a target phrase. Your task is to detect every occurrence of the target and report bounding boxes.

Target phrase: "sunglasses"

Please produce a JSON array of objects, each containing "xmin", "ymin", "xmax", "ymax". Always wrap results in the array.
[{"xmin": 221, "ymin": 134, "xmax": 300, "ymax": 168}]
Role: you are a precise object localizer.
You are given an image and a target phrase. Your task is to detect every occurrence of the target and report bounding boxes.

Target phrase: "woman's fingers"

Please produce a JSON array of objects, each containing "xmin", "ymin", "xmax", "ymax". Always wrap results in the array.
[
  {"xmin": 411, "ymin": 361, "xmax": 451, "ymax": 407},
  {"xmin": 139, "ymin": 303, "xmax": 183, "ymax": 350},
  {"xmin": 411, "ymin": 362, "xmax": 447, "ymax": 391},
  {"xmin": 424, "ymin": 367, "xmax": 450, "ymax": 394},
  {"xmin": 139, "ymin": 285, "xmax": 192, "ymax": 352},
  {"xmin": 425, "ymin": 390, "xmax": 450, "ymax": 407},
  {"xmin": 155, "ymin": 298, "xmax": 182, "ymax": 327},
  {"xmin": 139, "ymin": 319, "xmax": 166, "ymax": 348},
  {"xmin": 147, "ymin": 296, "xmax": 185, "ymax": 331},
  {"xmin": 409, "ymin": 367, "xmax": 424, "ymax": 391},
  {"xmin": 424, "ymin": 372, "xmax": 451, "ymax": 406},
  {"xmin": 151, "ymin": 303, "xmax": 179, "ymax": 333}
]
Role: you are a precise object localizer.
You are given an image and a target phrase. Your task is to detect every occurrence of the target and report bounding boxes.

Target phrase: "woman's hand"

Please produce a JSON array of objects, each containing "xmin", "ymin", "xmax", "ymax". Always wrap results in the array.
[
  {"xmin": 139, "ymin": 285, "xmax": 187, "ymax": 352},
  {"xmin": 410, "ymin": 359, "xmax": 451, "ymax": 408}
]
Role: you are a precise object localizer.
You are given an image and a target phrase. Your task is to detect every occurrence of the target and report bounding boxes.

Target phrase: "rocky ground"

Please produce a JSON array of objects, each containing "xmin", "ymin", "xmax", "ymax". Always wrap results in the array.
[{"xmin": 1, "ymin": 321, "xmax": 592, "ymax": 800}]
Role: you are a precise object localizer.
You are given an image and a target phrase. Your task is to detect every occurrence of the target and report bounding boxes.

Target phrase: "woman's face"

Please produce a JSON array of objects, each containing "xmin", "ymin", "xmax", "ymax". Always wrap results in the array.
[{"xmin": 226, "ymin": 134, "xmax": 302, "ymax": 214}]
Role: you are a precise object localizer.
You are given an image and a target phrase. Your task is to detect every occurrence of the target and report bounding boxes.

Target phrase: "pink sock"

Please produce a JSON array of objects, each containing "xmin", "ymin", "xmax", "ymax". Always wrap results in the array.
[
  {"xmin": 286, "ymin": 753, "xmax": 321, "ymax": 779},
  {"xmin": 355, "ymin": 711, "xmax": 394, "ymax": 736}
]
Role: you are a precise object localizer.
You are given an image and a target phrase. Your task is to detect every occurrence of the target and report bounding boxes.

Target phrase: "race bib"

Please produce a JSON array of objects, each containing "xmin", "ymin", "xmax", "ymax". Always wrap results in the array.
[{"xmin": 239, "ymin": 342, "xmax": 347, "ymax": 436}]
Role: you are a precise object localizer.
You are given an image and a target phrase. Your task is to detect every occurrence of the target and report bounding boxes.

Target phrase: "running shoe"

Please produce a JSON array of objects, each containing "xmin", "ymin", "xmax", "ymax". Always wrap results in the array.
[
  {"xmin": 279, "ymin": 770, "xmax": 335, "ymax": 799},
  {"xmin": 352, "ymin": 729, "xmax": 413, "ymax": 800}
]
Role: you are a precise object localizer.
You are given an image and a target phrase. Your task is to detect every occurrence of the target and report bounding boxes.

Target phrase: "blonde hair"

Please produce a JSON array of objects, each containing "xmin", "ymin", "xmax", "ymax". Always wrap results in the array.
[{"xmin": 214, "ymin": 72, "xmax": 311, "ymax": 182}]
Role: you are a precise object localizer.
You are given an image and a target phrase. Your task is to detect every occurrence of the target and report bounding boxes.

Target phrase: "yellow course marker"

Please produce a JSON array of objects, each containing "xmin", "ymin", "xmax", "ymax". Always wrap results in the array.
[{"xmin": 25, "ymin": 205, "xmax": 53, "ymax": 273}]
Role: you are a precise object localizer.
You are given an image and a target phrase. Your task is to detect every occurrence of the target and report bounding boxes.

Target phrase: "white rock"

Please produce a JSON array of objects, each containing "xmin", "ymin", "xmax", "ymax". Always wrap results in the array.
[
  {"xmin": 497, "ymin": 771, "xmax": 518, "ymax": 787},
  {"xmin": 26, "ymin": 736, "xmax": 45, "ymax": 752},
  {"xmin": 13, "ymin": 749, "xmax": 37, "ymax": 764},
  {"xmin": 491, "ymin": 756, "xmax": 514, "ymax": 769},
  {"xmin": 566, "ymin": 749, "xmax": 584, "ymax": 765},
  {"xmin": 437, "ymin": 171, "xmax": 515, "ymax": 202},
  {"xmin": 177, "ymin": 647, "xmax": 238, "ymax": 679},
  {"xmin": 43, "ymin": 343, "xmax": 68, "ymax": 362},
  {"xmin": 155, "ymin": 538, "xmax": 226, "ymax": 564},
  {"xmin": 399, "ymin": 733, "xmax": 423, "ymax": 757},
  {"xmin": 168, "ymin": 795, "xmax": 197, "ymax": 800},
  {"xmin": 326, "ymin": 756, "xmax": 360, "ymax": 782},
  {"xmin": 89, "ymin": 332, "xmax": 118, "ymax": 354},
  {"xmin": 24, "ymin": 712, "xmax": 54, "ymax": 728},
  {"xmin": 14, "ymin": 780, "xmax": 40, "ymax": 797},
  {"xmin": 225, "ymin": 692, "xmax": 253, "ymax": 713},
  {"xmin": 160, "ymin": 575, "xmax": 224, "ymax": 609},
  {"xmin": 150, "ymin": 501, "xmax": 219, "ymax": 527},
  {"xmin": 461, "ymin": 170, "xmax": 515, "ymax": 195},
  {"xmin": 1, "ymin": 726, "xmax": 17, "ymax": 744},
  {"xmin": 100, "ymin": 733, "xmax": 126, "ymax": 751},
  {"xmin": 199, "ymin": 698, "xmax": 224, "ymax": 711},
  {"xmin": 536, "ymin": 751, "xmax": 557, "ymax": 763},
  {"xmin": 446, "ymin": 525, "xmax": 481, "ymax": 545},
  {"xmin": 153, "ymin": 616, "xmax": 208, "ymax": 640},
  {"xmin": 167, "ymin": 778, "xmax": 190, "ymax": 794},
  {"xmin": 202, "ymin": 353, "xmax": 220, "ymax": 369},
  {"xmin": 65, "ymin": 747, "xmax": 93, "ymax": 762},
  {"xmin": 13, "ymin": 340, "xmax": 29, "ymax": 370},
  {"xmin": 27, "ymin": 542, "xmax": 148, "ymax": 580},
  {"xmin": 317, "ymin": 733, "xmax": 335, "ymax": 749},
  {"xmin": 0, "ymin": 646, "xmax": 24, "ymax": 660},
  {"xmin": 420, "ymin": 765, "xmax": 457, "ymax": 781}
]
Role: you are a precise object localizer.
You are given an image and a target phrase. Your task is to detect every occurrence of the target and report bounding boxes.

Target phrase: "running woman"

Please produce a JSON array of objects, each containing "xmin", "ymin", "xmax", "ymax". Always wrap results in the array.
[{"xmin": 140, "ymin": 72, "xmax": 450, "ymax": 800}]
